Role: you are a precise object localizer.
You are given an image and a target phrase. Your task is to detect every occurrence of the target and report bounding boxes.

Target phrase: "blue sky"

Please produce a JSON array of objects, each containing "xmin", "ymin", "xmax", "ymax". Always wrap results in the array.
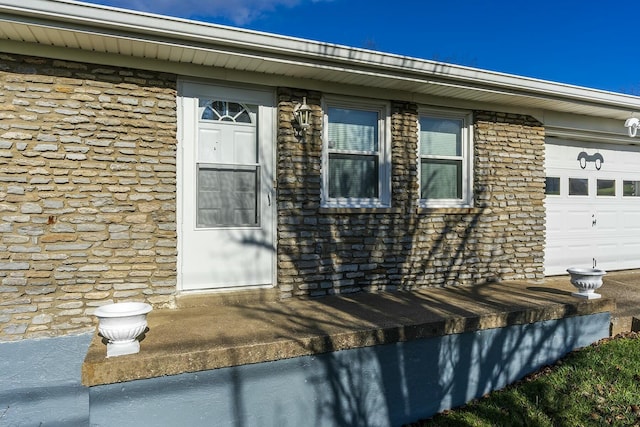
[{"xmin": 82, "ymin": 0, "xmax": 638, "ymax": 95}]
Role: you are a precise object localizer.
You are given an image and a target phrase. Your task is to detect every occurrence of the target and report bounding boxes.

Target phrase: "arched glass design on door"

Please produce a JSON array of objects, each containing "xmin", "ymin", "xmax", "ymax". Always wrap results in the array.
[{"xmin": 201, "ymin": 100, "xmax": 253, "ymax": 123}]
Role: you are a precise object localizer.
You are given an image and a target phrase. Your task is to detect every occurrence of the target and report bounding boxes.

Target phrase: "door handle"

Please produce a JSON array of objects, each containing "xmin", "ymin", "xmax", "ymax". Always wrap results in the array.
[
  {"xmin": 267, "ymin": 192, "xmax": 271, "ymax": 207},
  {"xmin": 592, "ymin": 214, "xmax": 596, "ymax": 226}
]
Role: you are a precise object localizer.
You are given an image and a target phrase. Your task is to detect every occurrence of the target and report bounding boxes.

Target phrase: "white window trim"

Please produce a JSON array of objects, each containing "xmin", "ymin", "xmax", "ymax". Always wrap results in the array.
[
  {"xmin": 418, "ymin": 107, "xmax": 474, "ymax": 208},
  {"xmin": 321, "ymin": 96, "xmax": 391, "ymax": 208}
]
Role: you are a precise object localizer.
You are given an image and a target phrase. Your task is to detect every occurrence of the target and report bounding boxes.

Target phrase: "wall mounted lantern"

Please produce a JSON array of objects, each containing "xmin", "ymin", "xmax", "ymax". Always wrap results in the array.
[
  {"xmin": 625, "ymin": 117, "xmax": 639, "ymax": 137},
  {"xmin": 293, "ymin": 97, "xmax": 312, "ymax": 135}
]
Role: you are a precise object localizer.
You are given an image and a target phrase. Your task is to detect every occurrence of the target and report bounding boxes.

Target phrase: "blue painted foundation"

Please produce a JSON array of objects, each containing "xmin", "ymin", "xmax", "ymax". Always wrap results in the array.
[
  {"xmin": 0, "ymin": 313, "xmax": 610, "ymax": 427},
  {"xmin": 0, "ymin": 333, "xmax": 92, "ymax": 427},
  {"xmin": 89, "ymin": 313, "xmax": 610, "ymax": 427}
]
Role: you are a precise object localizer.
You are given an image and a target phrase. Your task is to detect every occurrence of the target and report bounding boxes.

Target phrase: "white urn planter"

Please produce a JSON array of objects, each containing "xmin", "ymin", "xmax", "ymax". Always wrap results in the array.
[
  {"xmin": 567, "ymin": 267, "xmax": 606, "ymax": 299},
  {"xmin": 94, "ymin": 302, "xmax": 152, "ymax": 357}
]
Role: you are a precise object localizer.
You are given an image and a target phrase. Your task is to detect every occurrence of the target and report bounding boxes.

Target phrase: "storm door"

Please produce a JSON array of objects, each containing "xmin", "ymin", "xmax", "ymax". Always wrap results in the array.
[{"xmin": 179, "ymin": 83, "xmax": 275, "ymax": 291}]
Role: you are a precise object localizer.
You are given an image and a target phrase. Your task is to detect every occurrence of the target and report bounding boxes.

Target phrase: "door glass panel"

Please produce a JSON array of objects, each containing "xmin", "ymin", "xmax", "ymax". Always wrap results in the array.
[
  {"xmin": 569, "ymin": 178, "xmax": 588, "ymax": 196},
  {"xmin": 197, "ymin": 165, "xmax": 259, "ymax": 227},
  {"xmin": 597, "ymin": 179, "xmax": 615, "ymax": 197},
  {"xmin": 623, "ymin": 180, "xmax": 640, "ymax": 197},
  {"xmin": 545, "ymin": 177, "xmax": 560, "ymax": 195}
]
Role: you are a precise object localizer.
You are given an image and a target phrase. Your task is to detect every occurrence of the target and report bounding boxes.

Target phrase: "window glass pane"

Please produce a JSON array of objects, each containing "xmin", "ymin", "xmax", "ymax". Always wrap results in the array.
[
  {"xmin": 568, "ymin": 178, "xmax": 588, "ymax": 196},
  {"xmin": 329, "ymin": 154, "xmax": 378, "ymax": 198},
  {"xmin": 624, "ymin": 180, "xmax": 640, "ymax": 197},
  {"xmin": 197, "ymin": 166, "xmax": 258, "ymax": 227},
  {"xmin": 419, "ymin": 117, "xmax": 462, "ymax": 156},
  {"xmin": 421, "ymin": 159, "xmax": 462, "ymax": 199},
  {"xmin": 597, "ymin": 179, "xmax": 615, "ymax": 197},
  {"xmin": 545, "ymin": 177, "xmax": 560, "ymax": 195},
  {"xmin": 328, "ymin": 107, "xmax": 378, "ymax": 152},
  {"xmin": 200, "ymin": 100, "xmax": 253, "ymax": 123}
]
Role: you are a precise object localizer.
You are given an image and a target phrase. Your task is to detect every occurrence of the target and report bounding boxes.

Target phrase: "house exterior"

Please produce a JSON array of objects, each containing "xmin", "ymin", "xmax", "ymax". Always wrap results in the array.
[
  {"xmin": 0, "ymin": 0, "xmax": 637, "ymax": 425},
  {"xmin": 1, "ymin": 1, "xmax": 638, "ymax": 341}
]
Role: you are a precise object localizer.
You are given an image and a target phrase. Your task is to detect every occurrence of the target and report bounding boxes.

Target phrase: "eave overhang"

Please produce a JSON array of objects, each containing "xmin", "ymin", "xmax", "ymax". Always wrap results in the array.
[{"xmin": 1, "ymin": 0, "xmax": 640, "ymax": 123}]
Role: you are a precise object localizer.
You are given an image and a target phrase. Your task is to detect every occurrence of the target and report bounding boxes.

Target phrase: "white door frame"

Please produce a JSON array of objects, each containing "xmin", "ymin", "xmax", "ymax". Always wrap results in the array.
[{"xmin": 176, "ymin": 79, "xmax": 277, "ymax": 292}]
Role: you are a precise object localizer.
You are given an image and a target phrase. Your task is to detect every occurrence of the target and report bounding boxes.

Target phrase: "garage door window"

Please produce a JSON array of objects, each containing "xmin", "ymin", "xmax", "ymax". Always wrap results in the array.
[
  {"xmin": 597, "ymin": 179, "xmax": 615, "ymax": 197},
  {"xmin": 569, "ymin": 178, "xmax": 588, "ymax": 196},
  {"xmin": 545, "ymin": 177, "xmax": 560, "ymax": 195},
  {"xmin": 623, "ymin": 180, "xmax": 640, "ymax": 197}
]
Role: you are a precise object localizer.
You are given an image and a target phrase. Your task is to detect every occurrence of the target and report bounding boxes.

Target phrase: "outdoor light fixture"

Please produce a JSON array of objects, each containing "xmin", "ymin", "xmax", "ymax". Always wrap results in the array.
[
  {"xmin": 625, "ymin": 117, "xmax": 640, "ymax": 137},
  {"xmin": 293, "ymin": 97, "xmax": 312, "ymax": 135}
]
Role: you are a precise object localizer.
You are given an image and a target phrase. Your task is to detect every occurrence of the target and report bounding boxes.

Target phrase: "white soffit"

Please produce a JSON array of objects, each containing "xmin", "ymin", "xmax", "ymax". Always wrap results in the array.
[{"xmin": 1, "ymin": 0, "xmax": 640, "ymax": 121}]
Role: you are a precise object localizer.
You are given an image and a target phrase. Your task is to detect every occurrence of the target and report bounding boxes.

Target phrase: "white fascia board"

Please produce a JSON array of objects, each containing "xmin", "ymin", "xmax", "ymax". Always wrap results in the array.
[
  {"xmin": 543, "ymin": 111, "xmax": 634, "ymax": 144},
  {"xmin": 546, "ymin": 126, "xmax": 634, "ymax": 145},
  {"xmin": 2, "ymin": 0, "xmax": 640, "ymax": 115}
]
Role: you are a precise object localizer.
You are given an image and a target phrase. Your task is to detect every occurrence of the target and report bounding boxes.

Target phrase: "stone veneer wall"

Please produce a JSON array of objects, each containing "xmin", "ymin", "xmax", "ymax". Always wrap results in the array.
[
  {"xmin": 277, "ymin": 89, "xmax": 546, "ymax": 298},
  {"xmin": 0, "ymin": 54, "xmax": 546, "ymax": 339},
  {"xmin": 0, "ymin": 54, "xmax": 178, "ymax": 340}
]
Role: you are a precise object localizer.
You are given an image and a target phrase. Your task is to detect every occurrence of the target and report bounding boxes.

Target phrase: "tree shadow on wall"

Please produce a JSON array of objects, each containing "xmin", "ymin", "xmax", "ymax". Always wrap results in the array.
[
  {"xmin": 223, "ymin": 94, "xmax": 565, "ymax": 426},
  {"xmin": 209, "ymin": 281, "xmax": 589, "ymax": 426}
]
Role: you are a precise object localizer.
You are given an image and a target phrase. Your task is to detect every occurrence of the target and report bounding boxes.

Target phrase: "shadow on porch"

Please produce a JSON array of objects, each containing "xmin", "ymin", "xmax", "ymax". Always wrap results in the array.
[
  {"xmin": 80, "ymin": 272, "xmax": 640, "ymax": 426},
  {"xmin": 82, "ymin": 274, "xmax": 618, "ymax": 387}
]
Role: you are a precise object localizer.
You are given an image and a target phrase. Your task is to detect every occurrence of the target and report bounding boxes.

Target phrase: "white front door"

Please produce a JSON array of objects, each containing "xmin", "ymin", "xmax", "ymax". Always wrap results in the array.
[
  {"xmin": 544, "ymin": 139, "xmax": 640, "ymax": 275},
  {"xmin": 178, "ymin": 82, "xmax": 275, "ymax": 291}
]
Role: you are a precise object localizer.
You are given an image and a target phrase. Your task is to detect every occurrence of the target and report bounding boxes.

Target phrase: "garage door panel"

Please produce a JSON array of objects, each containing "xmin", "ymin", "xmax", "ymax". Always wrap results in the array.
[
  {"xmin": 544, "ymin": 206, "xmax": 564, "ymax": 233},
  {"xmin": 565, "ymin": 210, "xmax": 591, "ymax": 234},
  {"xmin": 594, "ymin": 210, "xmax": 618, "ymax": 233},
  {"xmin": 621, "ymin": 253, "xmax": 640, "ymax": 270},
  {"xmin": 620, "ymin": 243, "xmax": 640, "ymax": 263},
  {"xmin": 595, "ymin": 240, "xmax": 622, "ymax": 269},
  {"xmin": 564, "ymin": 242, "xmax": 595, "ymax": 267},
  {"xmin": 621, "ymin": 210, "xmax": 640, "ymax": 231},
  {"xmin": 544, "ymin": 240, "xmax": 595, "ymax": 275}
]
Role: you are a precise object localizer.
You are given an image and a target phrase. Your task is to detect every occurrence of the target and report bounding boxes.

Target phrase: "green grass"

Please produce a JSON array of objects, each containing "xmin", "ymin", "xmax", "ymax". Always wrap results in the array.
[{"xmin": 409, "ymin": 333, "xmax": 640, "ymax": 427}]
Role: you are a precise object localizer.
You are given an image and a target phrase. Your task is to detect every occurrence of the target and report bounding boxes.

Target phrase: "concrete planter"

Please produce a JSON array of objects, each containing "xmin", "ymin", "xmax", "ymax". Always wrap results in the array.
[
  {"xmin": 567, "ymin": 267, "xmax": 606, "ymax": 299},
  {"xmin": 94, "ymin": 302, "xmax": 152, "ymax": 357}
]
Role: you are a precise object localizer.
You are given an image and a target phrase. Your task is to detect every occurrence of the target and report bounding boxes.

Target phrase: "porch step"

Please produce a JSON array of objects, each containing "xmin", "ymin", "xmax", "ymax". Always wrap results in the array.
[
  {"xmin": 610, "ymin": 315, "xmax": 640, "ymax": 336},
  {"xmin": 176, "ymin": 287, "xmax": 279, "ymax": 308}
]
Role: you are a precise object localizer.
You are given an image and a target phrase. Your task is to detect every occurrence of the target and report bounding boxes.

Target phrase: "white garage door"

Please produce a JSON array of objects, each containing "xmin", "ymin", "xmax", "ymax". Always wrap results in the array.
[{"xmin": 544, "ymin": 139, "xmax": 640, "ymax": 275}]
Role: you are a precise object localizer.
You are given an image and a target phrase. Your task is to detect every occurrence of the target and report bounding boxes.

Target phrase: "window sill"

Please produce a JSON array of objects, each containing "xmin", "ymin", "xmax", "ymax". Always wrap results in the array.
[
  {"xmin": 319, "ymin": 207, "xmax": 403, "ymax": 214},
  {"xmin": 416, "ymin": 207, "xmax": 482, "ymax": 215}
]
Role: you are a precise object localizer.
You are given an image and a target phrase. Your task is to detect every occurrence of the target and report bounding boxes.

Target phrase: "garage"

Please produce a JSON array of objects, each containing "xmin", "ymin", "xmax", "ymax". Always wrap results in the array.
[{"xmin": 544, "ymin": 138, "xmax": 640, "ymax": 275}]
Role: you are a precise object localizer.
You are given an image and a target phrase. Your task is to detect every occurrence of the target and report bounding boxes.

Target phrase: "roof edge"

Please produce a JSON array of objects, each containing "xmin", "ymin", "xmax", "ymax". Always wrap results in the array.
[{"xmin": 2, "ymin": 0, "xmax": 640, "ymax": 114}]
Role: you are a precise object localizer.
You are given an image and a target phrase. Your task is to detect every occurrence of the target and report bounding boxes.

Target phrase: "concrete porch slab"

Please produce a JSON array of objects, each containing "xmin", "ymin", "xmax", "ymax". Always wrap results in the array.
[
  {"xmin": 590, "ymin": 269, "xmax": 640, "ymax": 335},
  {"xmin": 82, "ymin": 277, "xmax": 615, "ymax": 387}
]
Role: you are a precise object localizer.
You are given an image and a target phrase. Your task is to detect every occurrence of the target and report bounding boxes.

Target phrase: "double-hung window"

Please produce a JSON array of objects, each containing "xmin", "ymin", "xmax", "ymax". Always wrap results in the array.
[
  {"xmin": 322, "ymin": 97, "xmax": 390, "ymax": 207},
  {"xmin": 418, "ymin": 109, "xmax": 473, "ymax": 208}
]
